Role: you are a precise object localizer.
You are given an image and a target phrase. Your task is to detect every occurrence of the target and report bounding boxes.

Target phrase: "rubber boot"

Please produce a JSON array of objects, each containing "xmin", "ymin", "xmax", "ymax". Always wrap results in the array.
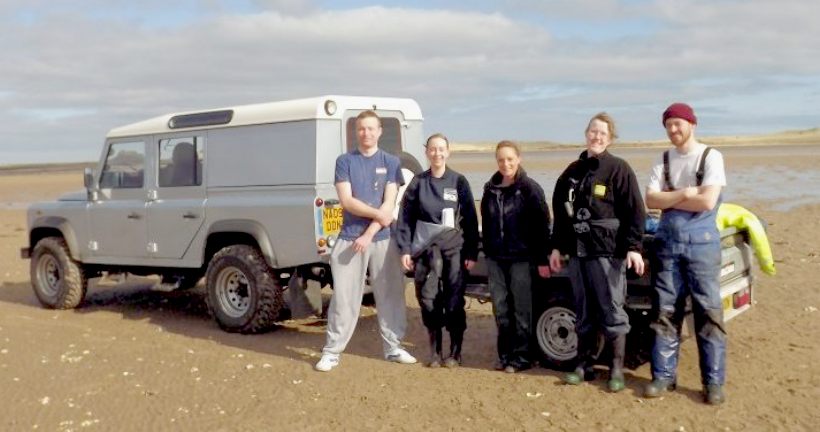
[
  {"xmin": 704, "ymin": 384, "xmax": 725, "ymax": 405},
  {"xmin": 444, "ymin": 331, "xmax": 463, "ymax": 368},
  {"xmin": 644, "ymin": 379, "xmax": 677, "ymax": 398},
  {"xmin": 564, "ymin": 331, "xmax": 596, "ymax": 385},
  {"xmin": 426, "ymin": 328, "xmax": 443, "ymax": 368},
  {"xmin": 607, "ymin": 334, "xmax": 627, "ymax": 393},
  {"xmin": 563, "ymin": 363, "xmax": 587, "ymax": 385}
]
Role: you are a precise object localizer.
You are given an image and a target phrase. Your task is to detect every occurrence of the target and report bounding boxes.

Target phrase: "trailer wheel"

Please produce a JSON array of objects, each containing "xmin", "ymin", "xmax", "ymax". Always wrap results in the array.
[
  {"xmin": 30, "ymin": 237, "xmax": 87, "ymax": 309},
  {"xmin": 205, "ymin": 245, "xmax": 283, "ymax": 333},
  {"xmin": 534, "ymin": 293, "xmax": 606, "ymax": 371},
  {"xmin": 534, "ymin": 295, "xmax": 579, "ymax": 370}
]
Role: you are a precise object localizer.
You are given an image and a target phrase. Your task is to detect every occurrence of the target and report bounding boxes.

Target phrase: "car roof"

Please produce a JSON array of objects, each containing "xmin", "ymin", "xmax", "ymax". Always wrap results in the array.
[{"xmin": 107, "ymin": 95, "xmax": 423, "ymax": 139}]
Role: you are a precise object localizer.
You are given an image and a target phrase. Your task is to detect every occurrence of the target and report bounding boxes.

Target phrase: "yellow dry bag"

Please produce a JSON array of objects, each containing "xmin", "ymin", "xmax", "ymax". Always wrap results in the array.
[{"xmin": 716, "ymin": 203, "xmax": 776, "ymax": 275}]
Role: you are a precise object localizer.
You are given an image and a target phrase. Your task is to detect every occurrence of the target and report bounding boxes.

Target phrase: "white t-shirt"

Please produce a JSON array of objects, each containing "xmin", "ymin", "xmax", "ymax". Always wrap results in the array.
[{"xmin": 647, "ymin": 142, "xmax": 726, "ymax": 192}]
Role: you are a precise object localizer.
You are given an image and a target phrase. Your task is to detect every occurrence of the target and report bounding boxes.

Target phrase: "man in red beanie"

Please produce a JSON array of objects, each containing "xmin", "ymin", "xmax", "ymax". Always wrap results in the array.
[{"xmin": 644, "ymin": 102, "xmax": 728, "ymax": 405}]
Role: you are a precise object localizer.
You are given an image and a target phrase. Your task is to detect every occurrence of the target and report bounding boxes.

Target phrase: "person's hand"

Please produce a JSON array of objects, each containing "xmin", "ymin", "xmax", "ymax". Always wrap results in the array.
[
  {"xmin": 683, "ymin": 186, "xmax": 699, "ymax": 200},
  {"xmin": 549, "ymin": 249, "xmax": 564, "ymax": 273},
  {"xmin": 464, "ymin": 259, "xmax": 476, "ymax": 271},
  {"xmin": 401, "ymin": 254, "xmax": 414, "ymax": 271},
  {"xmin": 537, "ymin": 265, "xmax": 551, "ymax": 279},
  {"xmin": 626, "ymin": 251, "xmax": 645, "ymax": 276},
  {"xmin": 353, "ymin": 232, "xmax": 374, "ymax": 253},
  {"xmin": 374, "ymin": 208, "xmax": 394, "ymax": 227}
]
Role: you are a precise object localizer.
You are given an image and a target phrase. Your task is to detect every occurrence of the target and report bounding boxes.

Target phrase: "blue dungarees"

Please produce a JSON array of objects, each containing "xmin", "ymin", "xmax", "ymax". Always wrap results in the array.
[{"xmin": 651, "ymin": 203, "xmax": 727, "ymax": 386}]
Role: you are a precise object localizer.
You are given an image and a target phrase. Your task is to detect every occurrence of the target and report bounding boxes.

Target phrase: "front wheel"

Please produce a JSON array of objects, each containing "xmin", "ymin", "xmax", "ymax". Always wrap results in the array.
[
  {"xmin": 30, "ymin": 237, "xmax": 87, "ymax": 309},
  {"xmin": 205, "ymin": 245, "xmax": 283, "ymax": 333}
]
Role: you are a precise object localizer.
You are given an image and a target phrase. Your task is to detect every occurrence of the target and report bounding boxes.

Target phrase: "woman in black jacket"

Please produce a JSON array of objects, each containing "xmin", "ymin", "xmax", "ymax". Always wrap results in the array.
[
  {"xmin": 549, "ymin": 112, "xmax": 645, "ymax": 392},
  {"xmin": 396, "ymin": 133, "xmax": 479, "ymax": 368},
  {"xmin": 480, "ymin": 140, "xmax": 552, "ymax": 373}
]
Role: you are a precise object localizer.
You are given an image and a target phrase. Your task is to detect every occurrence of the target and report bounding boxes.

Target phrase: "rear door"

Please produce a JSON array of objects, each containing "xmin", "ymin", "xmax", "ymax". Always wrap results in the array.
[{"xmin": 145, "ymin": 133, "xmax": 207, "ymax": 259}]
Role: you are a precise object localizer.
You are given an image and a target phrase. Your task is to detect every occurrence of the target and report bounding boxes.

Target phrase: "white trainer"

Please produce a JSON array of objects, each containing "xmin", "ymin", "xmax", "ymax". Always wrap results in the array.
[
  {"xmin": 314, "ymin": 354, "xmax": 340, "ymax": 372},
  {"xmin": 385, "ymin": 348, "xmax": 417, "ymax": 364}
]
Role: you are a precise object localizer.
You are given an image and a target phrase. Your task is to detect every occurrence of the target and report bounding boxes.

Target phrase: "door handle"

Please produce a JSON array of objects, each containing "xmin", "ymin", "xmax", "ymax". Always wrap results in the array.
[
  {"xmin": 182, "ymin": 213, "xmax": 199, "ymax": 219},
  {"xmin": 127, "ymin": 213, "xmax": 142, "ymax": 220}
]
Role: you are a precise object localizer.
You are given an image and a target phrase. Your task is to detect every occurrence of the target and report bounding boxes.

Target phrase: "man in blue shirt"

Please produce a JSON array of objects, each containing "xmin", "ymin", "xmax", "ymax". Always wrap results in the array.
[{"xmin": 315, "ymin": 110, "xmax": 417, "ymax": 371}]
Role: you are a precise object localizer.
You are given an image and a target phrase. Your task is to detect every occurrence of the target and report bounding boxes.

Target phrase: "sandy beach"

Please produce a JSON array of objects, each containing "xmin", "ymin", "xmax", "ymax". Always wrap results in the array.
[{"xmin": 1, "ymin": 144, "xmax": 819, "ymax": 431}]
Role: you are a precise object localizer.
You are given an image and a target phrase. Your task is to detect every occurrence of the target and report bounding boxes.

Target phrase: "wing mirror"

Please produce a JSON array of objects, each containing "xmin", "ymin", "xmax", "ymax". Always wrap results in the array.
[{"xmin": 84, "ymin": 167, "xmax": 99, "ymax": 201}]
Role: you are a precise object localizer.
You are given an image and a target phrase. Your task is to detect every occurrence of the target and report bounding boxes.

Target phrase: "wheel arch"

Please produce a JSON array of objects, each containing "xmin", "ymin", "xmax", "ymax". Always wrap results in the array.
[
  {"xmin": 29, "ymin": 217, "xmax": 81, "ymax": 261},
  {"xmin": 204, "ymin": 219, "xmax": 277, "ymax": 267}
]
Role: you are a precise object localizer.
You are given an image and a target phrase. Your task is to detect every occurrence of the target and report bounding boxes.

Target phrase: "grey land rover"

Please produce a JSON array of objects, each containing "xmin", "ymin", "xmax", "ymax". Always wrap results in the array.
[{"xmin": 21, "ymin": 96, "xmax": 427, "ymax": 333}]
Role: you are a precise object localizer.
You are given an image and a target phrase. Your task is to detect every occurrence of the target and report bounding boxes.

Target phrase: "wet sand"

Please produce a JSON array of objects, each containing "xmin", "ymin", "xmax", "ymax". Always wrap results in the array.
[{"xmin": 1, "ymin": 145, "xmax": 820, "ymax": 431}]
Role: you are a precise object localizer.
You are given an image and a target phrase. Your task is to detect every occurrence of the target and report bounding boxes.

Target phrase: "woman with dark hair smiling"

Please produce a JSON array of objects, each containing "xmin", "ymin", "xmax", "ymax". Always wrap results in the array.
[
  {"xmin": 396, "ymin": 133, "xmax": 479, "ymax": 368},
  {"xmin": 480, "ymin": 140, "xmax": 552, "ymax": 373}
]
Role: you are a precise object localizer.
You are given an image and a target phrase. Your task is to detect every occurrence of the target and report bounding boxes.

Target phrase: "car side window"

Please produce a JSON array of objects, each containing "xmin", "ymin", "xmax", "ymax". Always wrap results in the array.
[
  {"xmin": 99, "ymin": 141, "xmax": 145, "ymax": 189},
  {"xmin": 159, "ymin": 137, "xmax": 204, "ymax": 187},
  {"xmin": 346, "ymin": 116, "xmax": 402, "ymax": 155}
]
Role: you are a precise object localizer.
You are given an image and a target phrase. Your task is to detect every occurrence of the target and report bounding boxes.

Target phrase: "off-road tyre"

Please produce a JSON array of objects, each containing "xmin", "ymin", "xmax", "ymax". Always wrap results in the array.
[
  {"xmin": 205, "ymin": 245, "xmax": 283, "ymax": 333},
  {"xmin": 30, "ymin": 236, "xmax": 87, "ymax": 309}
]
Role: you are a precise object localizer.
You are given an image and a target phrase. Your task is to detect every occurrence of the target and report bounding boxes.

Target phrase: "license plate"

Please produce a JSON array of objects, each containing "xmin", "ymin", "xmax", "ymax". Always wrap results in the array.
[
  {"xmin": 720, "ymin": 262, "xmax": 735, "ymax": 278},
  {"xmin": 322, "ymin": 206, "xmax": 343, "ymax": 235},
  {"xmin": 722, "ymin": 295, "xmax": 732, "ymax": 312}
]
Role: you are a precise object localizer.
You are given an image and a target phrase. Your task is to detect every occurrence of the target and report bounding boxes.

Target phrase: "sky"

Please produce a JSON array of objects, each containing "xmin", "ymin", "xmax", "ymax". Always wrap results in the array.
[{"xmin": 2, "ymin": 0, "xmax": 819, "ymax": 164}]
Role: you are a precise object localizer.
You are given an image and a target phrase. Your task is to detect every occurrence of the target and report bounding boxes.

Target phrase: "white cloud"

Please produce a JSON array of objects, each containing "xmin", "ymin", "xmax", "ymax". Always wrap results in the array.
[{"xmin": 1, "ymin": 1, "xmax": 819, "ymax": 164}]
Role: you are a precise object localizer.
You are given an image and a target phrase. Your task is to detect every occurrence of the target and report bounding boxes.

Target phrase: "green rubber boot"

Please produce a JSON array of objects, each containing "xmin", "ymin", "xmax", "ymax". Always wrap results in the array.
[{"xmin": 607, "ymin": 334, "xmax": 626, "ymax": 393}]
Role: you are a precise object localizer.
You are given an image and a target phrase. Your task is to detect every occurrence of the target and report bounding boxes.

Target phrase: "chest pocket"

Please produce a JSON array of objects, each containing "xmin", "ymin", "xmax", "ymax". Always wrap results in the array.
[{"xmin": 443, "ymin": 188, "xmax": 457, "ymax": 202}]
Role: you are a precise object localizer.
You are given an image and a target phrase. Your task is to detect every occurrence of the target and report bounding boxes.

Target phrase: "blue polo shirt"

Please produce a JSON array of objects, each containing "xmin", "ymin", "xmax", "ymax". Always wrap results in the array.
[{"xmin": 335, "ymin": 148, "xmax": 403, "ymax": 241}]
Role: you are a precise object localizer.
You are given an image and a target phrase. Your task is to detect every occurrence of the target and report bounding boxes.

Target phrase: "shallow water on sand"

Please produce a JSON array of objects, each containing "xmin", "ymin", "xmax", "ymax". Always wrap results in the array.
[{"xmin": 449, "ymin": 144, "xmax": 820, "ymax": 211}]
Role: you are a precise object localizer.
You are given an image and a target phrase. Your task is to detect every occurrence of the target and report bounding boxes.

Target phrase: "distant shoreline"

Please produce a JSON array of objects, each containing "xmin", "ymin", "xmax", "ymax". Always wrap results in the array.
[
  {"xmin": 2, "ymin": 128, "xmax": 818, "ymax": 172},
  {"xmin": 450, "ymin": 128, "xmax": 820, "ymax": 152},
  {"xmin": 0, "ymin": 161, "xmax": 94, "ymax": 174}
]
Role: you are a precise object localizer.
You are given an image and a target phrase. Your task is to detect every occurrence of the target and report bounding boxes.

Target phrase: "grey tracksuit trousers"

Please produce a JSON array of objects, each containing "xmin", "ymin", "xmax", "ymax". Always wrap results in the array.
[{"xmin": 321, "ymin": 237, "xmax": 407, "ymax": 356}]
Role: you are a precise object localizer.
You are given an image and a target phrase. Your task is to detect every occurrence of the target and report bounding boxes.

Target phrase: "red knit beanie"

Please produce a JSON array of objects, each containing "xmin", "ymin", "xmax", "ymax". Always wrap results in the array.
[{"xmin": 662, "ymin": 103, "xmax": 697, "ymax": 126}]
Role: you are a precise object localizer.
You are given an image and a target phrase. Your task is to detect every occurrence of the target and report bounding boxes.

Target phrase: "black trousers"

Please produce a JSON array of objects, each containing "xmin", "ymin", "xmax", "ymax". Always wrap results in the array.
[
  {"xmin": 486, "ymin": 258, "xmax": 532, "ymax": 368},
  {"xmin": 413, "ymin": 249, "xmax": 466, "ymax": 334}
]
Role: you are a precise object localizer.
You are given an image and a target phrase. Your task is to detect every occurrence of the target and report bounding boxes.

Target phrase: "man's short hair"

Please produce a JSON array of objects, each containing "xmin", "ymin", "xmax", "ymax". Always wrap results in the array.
[{"xmin": 356, "ymin": 110, "xmax": 382, "ymax": 127}]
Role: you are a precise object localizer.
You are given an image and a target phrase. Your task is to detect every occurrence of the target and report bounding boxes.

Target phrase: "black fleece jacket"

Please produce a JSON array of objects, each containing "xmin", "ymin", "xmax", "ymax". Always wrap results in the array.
[
  {"xmin": 480, "ymin": 168, "xmax": 551, "ymax": 264},
  {"xmin": 396, "ymin": 168, "xmax": 479, "ymax": 261},
  {"xmin": 551, "ymin": 150, "xmax": 645, "ymax": 258}
]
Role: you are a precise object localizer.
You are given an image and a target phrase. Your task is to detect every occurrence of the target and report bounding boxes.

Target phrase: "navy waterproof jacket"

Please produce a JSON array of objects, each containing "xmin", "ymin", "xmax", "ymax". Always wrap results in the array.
[{"xmin": 480, "ymin": 168, "xmax": 551, "ymax": 264}]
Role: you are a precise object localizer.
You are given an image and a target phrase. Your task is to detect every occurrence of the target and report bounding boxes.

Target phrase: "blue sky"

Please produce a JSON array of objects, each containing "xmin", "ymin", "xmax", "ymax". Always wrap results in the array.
[{"xmin": 2, "ymin": 0, "xmax": 819, "ymax": 164}]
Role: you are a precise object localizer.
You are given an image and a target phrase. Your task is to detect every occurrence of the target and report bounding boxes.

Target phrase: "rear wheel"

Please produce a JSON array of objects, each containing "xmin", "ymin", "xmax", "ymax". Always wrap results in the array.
[
  {"xmin": 30, "ymin": 237, "xmax": 87, "ymax": 309},
  {"xmin": 205, "ymin": 245, "xmax": 283, "ymax": 333}
]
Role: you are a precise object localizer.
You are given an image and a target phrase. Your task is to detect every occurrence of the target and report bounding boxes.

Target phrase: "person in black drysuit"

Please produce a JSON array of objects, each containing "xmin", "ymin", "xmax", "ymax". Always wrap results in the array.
[
  {"xmin": 550, "ymin": 112, "xmax": 645, "ymax": 392},
  {"xmin": 481, "ymin": 140, "xmax": 552, "ymax": 373},
  {"xmin": 396, "ymin": 133, "xmax": 479, "ymax": 368}
]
